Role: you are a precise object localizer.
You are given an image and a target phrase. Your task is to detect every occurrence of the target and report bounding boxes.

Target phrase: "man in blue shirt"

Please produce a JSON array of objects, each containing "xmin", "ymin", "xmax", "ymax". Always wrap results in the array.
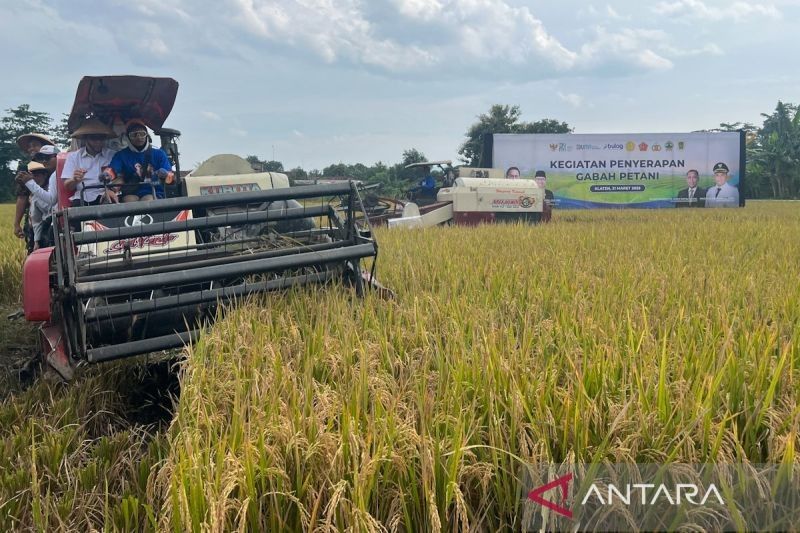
[{"xmin": 109, "ymin": 119, "xmax": 172, "ymax": 202}]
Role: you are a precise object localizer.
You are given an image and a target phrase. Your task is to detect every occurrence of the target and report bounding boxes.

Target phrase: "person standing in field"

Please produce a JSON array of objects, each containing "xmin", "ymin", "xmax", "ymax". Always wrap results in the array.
[
  {"xmin": 675, "ymin": 169, "xmax": 706, "ymax": 207},
  {"xmin": 13, "ymin": 133, "xmax": 55, "ymax": 253},
  {"xmin": 17, "ymin": 161, "xmax": 58, "ymax": 250},
  {"xmin": 704, "ymin": 162, "xmax": 739, "ymax": 208},
  {"xmin": 16, "ymin": 146, "xmax": 60, "ymax": 249}
]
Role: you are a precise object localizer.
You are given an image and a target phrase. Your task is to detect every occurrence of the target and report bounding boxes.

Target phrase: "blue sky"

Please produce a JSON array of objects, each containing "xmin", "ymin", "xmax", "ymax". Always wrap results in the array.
[{"xmin": 1, "ymin": 0, "xmax": 797, "ymax": 170}]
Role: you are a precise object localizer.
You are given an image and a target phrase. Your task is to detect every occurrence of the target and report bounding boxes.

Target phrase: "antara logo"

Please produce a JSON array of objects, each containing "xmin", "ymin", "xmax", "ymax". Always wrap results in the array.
[
  {"xmin": 528, "ymin": 473, "xmax": 573, "ymax": 519},
  {"xmin": 527, "ymin": 474, "xmax": 725, "ymax": 520},
  {"xmin": 582, "ymin": 483, "xmax": 724, "ymax": 506}
]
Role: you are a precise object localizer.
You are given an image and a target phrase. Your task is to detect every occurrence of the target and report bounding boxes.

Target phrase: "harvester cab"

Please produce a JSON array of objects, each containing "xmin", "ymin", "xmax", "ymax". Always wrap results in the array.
[
  {"xmin": 23, "ymin": 76, "xmax": 380, "ymax": 380},
  {"xmin": 404, "ymin": 160, "xmax": 456, "ymax": 206}
]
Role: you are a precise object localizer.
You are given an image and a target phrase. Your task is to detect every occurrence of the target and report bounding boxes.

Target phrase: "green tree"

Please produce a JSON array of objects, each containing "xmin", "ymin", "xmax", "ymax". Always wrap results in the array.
[
  {"xmin": 51, "ymin": 113, "xmax": 71, "ymax": 148},
  {"xmin": 393, "ymin": 148, "xmax": 428, "ymax": 185},
  {"xmin": 246, "ymin": 155, "xmax": 284, "ymax": 173},
  {"xmin": 0, "ymin": 105, "xmax": 55, "ymax": 200},
  {"xmin": 458, "ymin": 105, "xmax": 522, "ymax": 166},
  {"xmin": 285, "ymin": 166, "xmax": 307, "ymax": 181},
  {"xmin": 322, "ymin": 163, "xmax": 349, "ymax": 177},
  {"xmin": 458, "ymin": 105, "xmax": 572, "ymax": 166},
  {"xmin": 516, "ymin": 118, "xmax": 573, "ymax": 135},
  {"xmin": 750, "ymin": 102, "xmax": 800, "ymax": 198}
]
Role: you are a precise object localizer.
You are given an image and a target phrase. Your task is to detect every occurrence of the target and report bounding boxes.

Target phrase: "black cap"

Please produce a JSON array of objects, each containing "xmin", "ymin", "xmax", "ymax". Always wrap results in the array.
[
  {"xmin": 534, "ymin": 170, "xmax": 546, "ymax": 178},
  {"xmin": 712, "ymin": 162, "xmax": 729, "ymax": 173}
]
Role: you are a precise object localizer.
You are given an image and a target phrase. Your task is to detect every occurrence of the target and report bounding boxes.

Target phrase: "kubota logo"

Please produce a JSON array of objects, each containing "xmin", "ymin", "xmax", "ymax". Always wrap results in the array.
[{"xmin": 528, "ymin": 473, "xmax": 573, "ymax": 519}]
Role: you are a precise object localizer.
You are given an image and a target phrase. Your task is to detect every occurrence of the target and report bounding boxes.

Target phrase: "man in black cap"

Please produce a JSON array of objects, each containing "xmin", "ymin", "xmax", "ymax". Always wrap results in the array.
[
  {"xmin": 675, "ymin": 169, "xmax": 706, "ymax": 207},
  {"xmin": 704, "ymin": 162, "xmax": 739, "ymax": 207}
]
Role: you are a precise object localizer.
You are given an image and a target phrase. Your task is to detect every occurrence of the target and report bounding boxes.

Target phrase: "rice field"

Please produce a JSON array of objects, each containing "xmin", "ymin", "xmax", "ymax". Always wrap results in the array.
[{"xmin": 0, "ymin": 201, "xmax": 799, "ymax": 531}]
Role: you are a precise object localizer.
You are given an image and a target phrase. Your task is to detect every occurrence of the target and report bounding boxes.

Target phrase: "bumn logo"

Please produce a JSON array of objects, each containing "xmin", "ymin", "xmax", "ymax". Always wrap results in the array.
[{"xmin": 528, "ymin": 473, "xmax": 573, "ymax": 519}]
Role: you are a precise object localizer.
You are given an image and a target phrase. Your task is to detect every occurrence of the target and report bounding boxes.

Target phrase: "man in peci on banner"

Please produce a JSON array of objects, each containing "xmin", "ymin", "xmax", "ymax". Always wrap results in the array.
[
  {"xmin": 675, "ymin": 169, "xmax": 706, "ymax": 207},
  {"xmin": 704, "ymin": 162, "xmax": 739, "ymax": 208},
  {"xmin": 534, "ymin": 170, "xmax": 554, "ymax": 222}
]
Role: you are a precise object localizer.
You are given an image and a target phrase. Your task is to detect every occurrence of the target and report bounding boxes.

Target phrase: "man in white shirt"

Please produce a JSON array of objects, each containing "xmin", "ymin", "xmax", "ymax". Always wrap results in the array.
[
  {"xmin": 704, "ymin": 162, "xmax": 740, "ymax": 208},
  {"xmin": 61, "ymin": 118, "xmax": 117, "ymax": 207}
]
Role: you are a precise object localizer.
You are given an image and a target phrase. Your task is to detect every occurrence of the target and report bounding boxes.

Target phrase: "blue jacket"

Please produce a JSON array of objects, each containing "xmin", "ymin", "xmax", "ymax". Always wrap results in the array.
[{"xmin": 109, "ymin": 144, "xmax": 172, "ymax": 183}]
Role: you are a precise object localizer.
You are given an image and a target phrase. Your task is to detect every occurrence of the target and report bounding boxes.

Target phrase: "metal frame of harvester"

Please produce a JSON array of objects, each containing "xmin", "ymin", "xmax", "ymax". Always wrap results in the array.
[{"xmin": 23, "ymin": 76, "xmax": 380, "ymax": 380}]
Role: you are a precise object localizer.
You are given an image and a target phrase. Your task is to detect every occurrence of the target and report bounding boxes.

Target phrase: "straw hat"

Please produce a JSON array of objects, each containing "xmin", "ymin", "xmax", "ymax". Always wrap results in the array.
[
  {"xmin": 71, "ymin": 118, "xmax": 116, "ymax": 139},
  {"xmin": 16, "ymin": 133, "xmax": 54, "ymax": 152},
  {"xmin": 27, "ymin": 161, "xmax": 48, "ymax": 173}
]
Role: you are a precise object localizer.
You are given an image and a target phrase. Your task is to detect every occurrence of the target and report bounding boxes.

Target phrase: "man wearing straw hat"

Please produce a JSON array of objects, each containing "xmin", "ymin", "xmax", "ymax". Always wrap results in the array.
[
  {"xmin": 13, "ymin": 133, "xmax": 55, "ymax": 251},
  {"xmin": 61, "ymin": 118, "xmax": 118, "ymax": 206}
]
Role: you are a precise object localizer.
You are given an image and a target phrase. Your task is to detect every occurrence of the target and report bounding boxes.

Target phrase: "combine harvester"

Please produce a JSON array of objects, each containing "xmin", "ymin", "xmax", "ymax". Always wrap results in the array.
[
  {"xmin": 23, "ymin": 76, "xmax": 379, "ymax": 380},
  {"xmin": 387, "ymin": 162, "xmax": 548, "ymax": 228}
]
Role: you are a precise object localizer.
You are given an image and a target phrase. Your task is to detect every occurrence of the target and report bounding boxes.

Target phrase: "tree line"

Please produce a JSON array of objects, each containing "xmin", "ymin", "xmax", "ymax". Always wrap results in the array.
[{"xmin": 2, "ymin": 102, "xmax": 798, "ymax": 201}]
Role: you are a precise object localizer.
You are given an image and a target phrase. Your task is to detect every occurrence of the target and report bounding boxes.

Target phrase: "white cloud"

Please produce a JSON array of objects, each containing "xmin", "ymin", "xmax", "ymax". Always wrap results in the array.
[
  {"xmin": 661, "ymin": 43, "xmax": 724, "ymax": 57},
  {"xmin": 223, "ymin": 0, "xmax": 680, "ymax": 78},
  {"xmin": 390, "ymin": 0, "xmax": 445, "ymax": 21},
  {"xmin": 558, "ymin": 92, "xmax": 583, "ymax": 108},
  {"xmin": 606, "ymin": 5, "xmax": 630, "ymax": 20},
  {"xmin": 229, "ymin": 128, "xmax": 248, "ymax": 137},
  {"xmin": 578, "ymin": 28, "xmax": 674, "ymax": 71},
  {"xmin": 653, "ymin": 0, "xmax": 781, "ymax": 21},
  {"xmin": 20, "ymin": 0, "xmax": 715, "ymax": 85},
  {"xmin": 201, "ymin": 111, "xmax": 222, "ymax": 121}
]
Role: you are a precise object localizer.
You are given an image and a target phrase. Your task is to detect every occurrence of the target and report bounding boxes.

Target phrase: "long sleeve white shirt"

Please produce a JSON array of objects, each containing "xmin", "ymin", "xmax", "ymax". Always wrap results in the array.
[{"xmin": 26, "ymin": 172, "xmax": 58, "ymax": 242}]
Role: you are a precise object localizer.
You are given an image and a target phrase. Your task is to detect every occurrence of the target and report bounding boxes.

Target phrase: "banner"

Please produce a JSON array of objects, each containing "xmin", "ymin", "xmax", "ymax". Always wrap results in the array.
[{"xmin": 492, "ymin": 132, "xmax": 744, "ymax": 208}]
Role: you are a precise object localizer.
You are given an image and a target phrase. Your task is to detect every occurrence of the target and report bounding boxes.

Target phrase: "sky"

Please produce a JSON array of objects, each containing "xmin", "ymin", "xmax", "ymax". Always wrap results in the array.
[{"xmin": 1, "ymin": 0, "xmax": 798, "ymax": 171}]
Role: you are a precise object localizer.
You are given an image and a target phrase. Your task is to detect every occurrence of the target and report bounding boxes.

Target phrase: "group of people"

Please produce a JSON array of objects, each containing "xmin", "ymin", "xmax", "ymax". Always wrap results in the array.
[
  {"xmin": 675, "ymin": 163, "xmax": 740, "ymax": 208},
  {"xmin": 12, "ymin": 119, "xmax": 174, "ymax": 252}
]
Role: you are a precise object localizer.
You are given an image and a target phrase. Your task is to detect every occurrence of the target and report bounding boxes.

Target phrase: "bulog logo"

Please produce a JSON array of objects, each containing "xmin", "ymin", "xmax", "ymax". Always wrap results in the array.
[{"xmin": 124, "ymin": 214, "xmax": 154, "ymax": 226}]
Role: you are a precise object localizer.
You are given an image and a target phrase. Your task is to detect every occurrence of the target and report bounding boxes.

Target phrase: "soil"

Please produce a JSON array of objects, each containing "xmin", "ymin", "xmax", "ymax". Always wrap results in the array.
[{"xmin": 0, "ymin": 303, "xmax": 38, "ymax": 397}]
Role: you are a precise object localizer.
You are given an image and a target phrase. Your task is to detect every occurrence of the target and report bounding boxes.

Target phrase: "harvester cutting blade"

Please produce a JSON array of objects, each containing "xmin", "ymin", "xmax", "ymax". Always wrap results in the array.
[{"xmin": 51, "ymin": 181, "xmax": 379, "ymax": 364}]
